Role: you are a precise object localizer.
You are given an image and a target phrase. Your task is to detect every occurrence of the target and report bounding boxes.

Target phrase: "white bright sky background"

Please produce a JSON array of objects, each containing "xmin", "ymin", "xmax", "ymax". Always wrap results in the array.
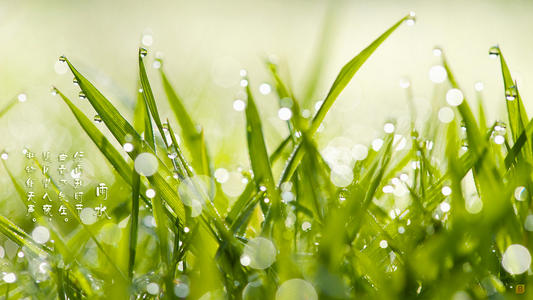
[{"xmin": 1, "ymin": 0, "xmax": 533, "ymax": 166}]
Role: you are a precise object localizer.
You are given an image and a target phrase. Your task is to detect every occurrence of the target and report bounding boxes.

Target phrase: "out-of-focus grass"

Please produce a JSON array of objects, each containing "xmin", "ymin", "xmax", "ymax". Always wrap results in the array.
[{"xmin": 1, "ymin": 12, "xmax": 533, "ymax": 300}]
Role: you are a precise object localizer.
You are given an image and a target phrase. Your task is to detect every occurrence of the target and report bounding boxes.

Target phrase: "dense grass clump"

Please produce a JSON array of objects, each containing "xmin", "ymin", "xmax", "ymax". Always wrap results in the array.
[{"xmin": 1, "ymin": 13, "xmax": 533, "ymax": 299}]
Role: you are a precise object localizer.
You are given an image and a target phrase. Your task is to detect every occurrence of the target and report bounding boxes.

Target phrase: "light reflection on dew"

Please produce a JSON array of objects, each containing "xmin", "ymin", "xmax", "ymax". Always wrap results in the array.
[
  {"xmin": 441, "ymin": 186, "xmax": 452, "ymax": 196},
  {"xmin": 146, "ymin": 188, "xmax": 156, "ymax": 198},
  {"xmin": 134, "ymin": 152, "xmax": 158, "ymax": 176},
  {"xmin": 276, "ymin": 279, "xmax": 317, "ymax": 300},
  {"xmin": 429, "ymin": 65, "xmax": 447, "ymax": 83},
  {"xmin": 17, "ymin": 93, "xmax": 27, "ymax": 102},
  {"xmin": 502, "ymin": 244, "xmax": 531, "ymax": 275},
  {"xmin": 146, "ymin": 282, "xmax": 159, "ymax": 295},
  {"xmin": 514, "ymin": 186, "xmax": 527, "ymax": 201},
  {"xmin": 32, "ymin": 226, "xmax": 50, "ymax": 244},
  {"xmin": 301, "ymin": 221, "xmax": 312, "ymax": 232},
  {"xmin": 123, "ymin": 142, "xmax": 134, "ymax": 152},
  {"xmin": 233, "ymin": 99, "xmax": 246, "ymax": 111},
  {"xmin": 379, "ymin": 240, "xmax": 388, "ymax": 248},
  {"xmin": 278, "ymin": 107, "xmax": 292, "ymax": 121},
  {"xmin": 3, "ymin": 273, "xmax": 16, "ymax": 283},
  {"xmin": 446, "ymin": 88, "xmax": 464, "ymax": 106},
  {"xmin": 259, "ymin": 83, "xmax": 271, "ymax": 95},
  {"xmin": 1, "ymin": 151, "xmax": 8, "ymax": 160},
  {"xmin": 214, "ymin": 168, "xmax": 229, "ymax": 183},
  {"xmin": 242, "ymin": 237, "xmax": 276, "ymax": 269}
]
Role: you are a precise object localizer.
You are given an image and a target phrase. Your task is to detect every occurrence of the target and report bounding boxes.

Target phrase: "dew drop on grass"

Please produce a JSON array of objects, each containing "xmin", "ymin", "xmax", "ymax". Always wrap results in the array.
[
  {"xmin": 488, "ymin": 45, "xmax": 500, "ymax": 58},
  {"xmin": 493, "ymin": 135, "xmax": 505, "ymax": 145},
  {"xmin": 502, "ymin": 244, "xmax": 531, "ymax": 275},
  {"xmin": 514, "ymin": 186, "xmax": 527, "ymax": 201},
  {"xmin": 405, "ymin": 11, "xmax": 416, "ymax": 26},
  {"xmin": 441, "ymin": 186, "xmax": 452, "ymax": 196},
  {"xmin": 3, "ymin": 273, "xmax": 16, "ymax": 283},
  {"xmin": 152, "ymin": 60, "xmax": 161, "ymax": 69},
  {"xmin": 429, "ymin": 65, "xmax": 447, "ymax": 83},
  {"xmin": 259, "ymin": 83, "xmax": 271, "ymax": 95},
  {"xmin": 474, "ymin": 81, "xmax": 484, "ymax": 91},
  {"xmin": 73, "ymin": 77, "xmax": 79, "ymax": 85},
  {"xmin": 276, "ymin": 279, "xmax": 317, "ymax": 300},
  {"xmin": 93, "ymin": 115, "xmax": 102, "ymax": 123},
  {"xmin": 432, "ymin": 47, "xmax": 442, "ymax": 57},
  {"xmin": 1, "ymin": 151, "xmax": 8, "ymax": 160},
  {"xmin": 31, "ymin": 226, "xmax": 50, "ymax": 244},
  {"xmin": 301, "ymin": 221, "xmax": 312, "ymax": 232},
  {"xmin": 17, "ymin": 93, "xmax": 27, "ymax": 102},
  {"xmin": 242, "ymin": 237, "xmax": 276, "ymax": 269},
  {"xmin": 446, "ymin": 89, "xmax": 463, "ymax": 106},
  {"xmin": 233, "ymin": 99, "xmax": 246, "ymax": 111},
  {"xmin": 58, "ymin": 55, "xmax": 66, "ymax": 62},
  {"xmin": 134, "ymin": 152, "xmax": 158, "ymax": 176},
  {"xmin": 439, "ymin": 202, "xmax": 451, "ymax": 213},
  {"xmin": 51, "ymin": 87, "xmax": 58, "ymax": 96},
  {"xmin": 123, "ymin": 142, "xmax": 134, "ymax": 152},
  {"xmin": 139, "ymin": 48, "xmax": 148, "ymax": 58},
  {"xmin": 174, "ymin": 282, "xmax": 190, "ymax": 298},
  {"xmin": 372, "ymin": 139, "xmax": 383, "ymax": 151},
  {"xmin": 278, "ymin": 107, "xmax": 292, "ymax": 121},
  {"xmin": 384, "ymin": 122, "xmax": 395, "ymax": 134},
  {"xmin": 379, "ymin": 240, "xmax": 388, "ymax": 248},
  {"xmin": 146, "ymin": 188, "xmax": 156, "ymax": 198},
  {"xmin": 79, "ymin": 91, "xmax": 87, "ymax": 100},
  {"xmin": 438, "ymin": 107, "xmax": 454, "ymax": 123},
  {"xmin": 146, "ymin": 282, "xmax": 159, "ymax": 295},
  {"xmin": 214, "ymin": 168, "xmax": 229, "ymax": 183},
  {"xmin": 505, "ymin": 86, "xmax": 517, "ymax": 101}
]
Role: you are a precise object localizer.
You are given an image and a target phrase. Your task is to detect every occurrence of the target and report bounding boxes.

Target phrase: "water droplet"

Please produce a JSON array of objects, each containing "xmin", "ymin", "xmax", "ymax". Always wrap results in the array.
[
  {"xmin": 465, "ymin": 196, "xmax": 483, "ymax": 213},
  {"xmin": 429, "ymin": 65, "xmax": 447, "ymax": 83},
  {"xmin": 405, "ymin": 12, "xmax": 416, "ymax": 26},
  {"xmin": 446, "ymin": 88, "xmax": 464, "ymax": 106},
  {"xmin": 242, "ymin": 237, "xmax": 276, "ymax": 269},
  {"xmin": 93, "ymin": 115, "xmax": 102, "ymax": 123},
  {"xmin": 432, "ymin": 47, "xmax": 442, "ymax": 57},
  {"xmin": 278, "ymin": 107, "xmax": 292, "ymax": 121},
  {"xmin": 441, "ymin": 186, "xmax": 452, "ymax": 196},
  {"xmin": 438, "ymin": 107, "xmax": 454, "ymax": 123},
  {"xmin": 514, "ymin": 186, "xmax": 527, "ymax": 201},
  {"xmin": 379, "ymin": 240, "xmax": 388, "ymax": 248},
  {"xmin": 214, "ymin": 168, "xmax": 229, "ymax": 183},
  {"xmin": 146, "ymin": 189, "xmax": 156, "ymax": 198},
  {"xmin": 123, "ymin": 143, "xmax": 134, "ymax": 152},
  {"xmin": 167, "ymin": 152, "xmax": 177, "ymax": 159},
  {"xmin": 240, "ymin": 79, "xmax": 249, "ymax": 87},
  {"xmin": 502, "ymin": 244, "xmax": 531, "ymax": 275},
  {"xmin": 134, "ymin": 152, "xmax": 158, "ymax": 176},
  {"xmin": 1, "ymin": 151, "xmax": 8, "ymax": 160},
  {"xmin": 488, "ymin": 45, "xmax": 500, "ymax": 59},
  {"xmin": 505, "ymin": 86, "xmax": 517, "ymax": 101},
  {"xmin": 152, "ymin": 60, "xmax": 161, "ymax": 69},
  {"xmin": 139, "ymin": 48, "xmax": 148, "ymax": 58},
  {"xmin": 73, "ymin": 77, "xmax": 79, "ymax": 85},
  {"xmin": 31, "ymin": 226, "xmax": 50, "ymax": 244},
  {"xmin": 17, "ymin": 93, "xmax": 27, "ymax": 102},
  {"xmin": 79, "ymin": 91, "xmax": 87, "ymax": 100},
  {"xmin": 384, "ymin": 122, "xmax": 395, "ymax": 133},
  {"xmin": 301, "ymin": 221, "xmax": 312, "ymax": 232},
  {"xmin": 372, "ymin": 139, "xmax": 384, "ymax": 151},
  {"xmin": 51, "ymin": 87, "xmax": 58, "ymax": 96},
  {"xmin": 233, "ymin": 99, "xmax": 246, "ymax": 111},
  {"xmin": 240, "ymin": 254, "xmax": 251, "ymax": 266},
  {"xmin": 141, "ymin": 34, "xmax": 153, "ymax": 47},
  {"xmin": 440, "ymin": 202, "xmax": 451, "ymax": 213},
  {"xmin": 174, "ymin": 282, "xmax": 190, "ymax": 298},
  {"xmin": 146, "ymin": 282, "xmax": 159, "ymax": 295},
  {"xmin": 474, "ymin": 81, "xmax": 484, "ymax": 91},
  {"xmin": 259, "ymin": 83, "xmax": 272, "ymax": 95},
  {"xmin": 239, "ymin": 69, "xmax": 247, "ymax": 77},
  {"xmin": 58, "ymin": 55, "xmax": 67, "ymax": 62},
  {"xmin": 276, "ymin": 279, "xmax": 317, "ymax": 300},
  {"xmin": 493, "ymin": 135, "xmax": 505, "ymax": 145},
  {"xmin": 3, "ymin": 273, "xmax": 16, "ymax": 283}
]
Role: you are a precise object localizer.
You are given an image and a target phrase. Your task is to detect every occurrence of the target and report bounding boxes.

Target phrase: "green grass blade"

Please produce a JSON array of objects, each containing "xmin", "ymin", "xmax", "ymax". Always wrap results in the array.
[
  {"xmin": 159, "ymin": 63, "xmax": 211, "ymax": 175},
  {"xmin": 243, "ymin": 78, "xmax": 282, "ymax": 228},
  {"xmin": 308, "ymin": 15, "xmax": 409, "ymax": 135},
  {"xmin": 128, "ymin": 170, "xmax": 141, "ymax": 279}
]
